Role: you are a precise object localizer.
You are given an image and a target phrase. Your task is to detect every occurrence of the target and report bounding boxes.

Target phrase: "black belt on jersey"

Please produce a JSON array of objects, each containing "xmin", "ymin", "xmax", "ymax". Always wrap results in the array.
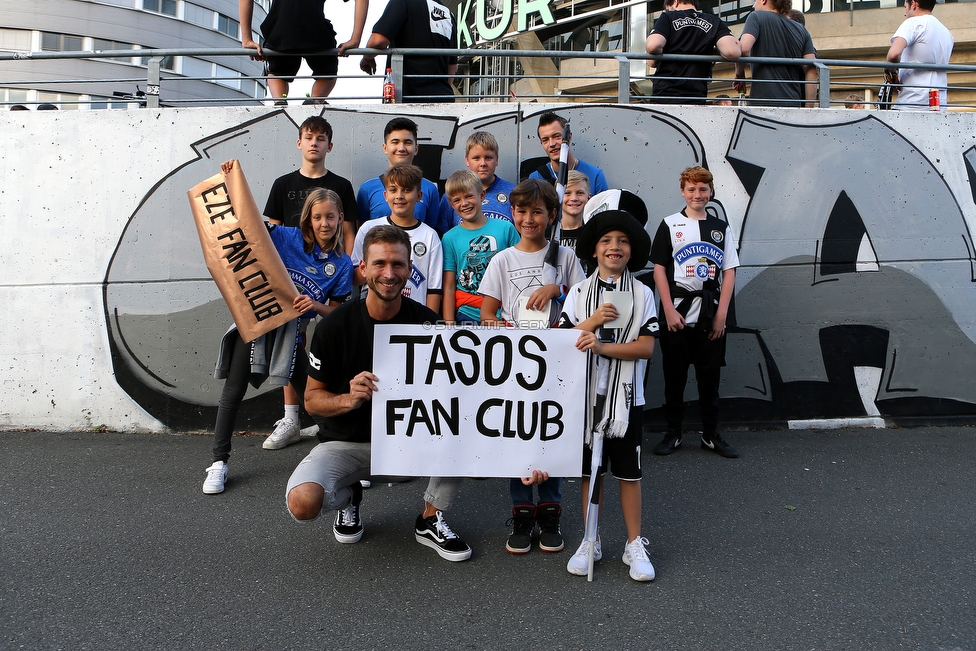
[{"xmin": 671, "ymin": 284, "xmax": 718, "ymax": 322}]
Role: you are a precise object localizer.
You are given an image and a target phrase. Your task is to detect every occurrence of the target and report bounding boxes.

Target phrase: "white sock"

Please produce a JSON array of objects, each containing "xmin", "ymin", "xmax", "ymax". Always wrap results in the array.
[{"xmin": 284, "ymin": 404, "xmax": 300, "ymax": 423}]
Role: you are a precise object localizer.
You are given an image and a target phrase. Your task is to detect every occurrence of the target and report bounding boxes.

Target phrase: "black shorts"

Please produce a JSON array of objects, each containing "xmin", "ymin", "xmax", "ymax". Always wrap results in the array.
[
  {"xmin": 266, "ymin": 48, "xmax": 338, "ymax": 82},
  {"xmin": 582, "ymin": 405, "xmax": 643, "ymax": 481}
]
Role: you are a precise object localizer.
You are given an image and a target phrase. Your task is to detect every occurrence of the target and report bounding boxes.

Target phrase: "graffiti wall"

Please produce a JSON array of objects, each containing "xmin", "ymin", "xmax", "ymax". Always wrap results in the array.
[{"xmin": 1, "ymin": 104, "xmax": 974, "ymax": 432}]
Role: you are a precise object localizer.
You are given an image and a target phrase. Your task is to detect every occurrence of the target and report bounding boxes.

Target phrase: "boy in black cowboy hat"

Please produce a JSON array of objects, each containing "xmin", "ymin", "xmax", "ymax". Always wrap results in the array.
[{"xmin": 558, "ymin": 202, "xmax": 661, "ymax": 582}]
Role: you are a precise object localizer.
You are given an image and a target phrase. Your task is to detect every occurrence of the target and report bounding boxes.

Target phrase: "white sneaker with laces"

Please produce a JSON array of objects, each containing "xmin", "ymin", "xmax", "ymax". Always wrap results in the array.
[
  {"xmin": 622, "ymin": 536, "xmax": 656, "ymax": 581},
  {"xmin": 263, "ymin": 418, "xmax": 301, "ymax": 450},
  {"xmin": 202, "ymin": 461, "xmax": 227, "ymax": 494},
  {"xmin": 566, "ymin": 536, "xmax": 602, "ymax": 576}
]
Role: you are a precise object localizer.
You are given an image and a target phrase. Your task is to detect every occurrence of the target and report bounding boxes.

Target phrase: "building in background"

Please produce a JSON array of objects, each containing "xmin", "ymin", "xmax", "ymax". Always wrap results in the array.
[
  {"xmin": 1, "ymin": 0, "xmax": 267, "ymax": 108},
  {"xmin": 452, "ymin": 0, "xmax": 975, "ymax": 106}
]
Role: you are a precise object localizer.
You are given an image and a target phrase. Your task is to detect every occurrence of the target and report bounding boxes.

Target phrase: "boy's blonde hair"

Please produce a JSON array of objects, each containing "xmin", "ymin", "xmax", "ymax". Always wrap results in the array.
[
  {"xmin": 382, "ymin": 163, "xmax": 423, "ymax": 193},
  {"xmin": 445, "ymin": 169, "xmax": 482, "ymax": 198},
  {"xmin": 564, "ymin": 170, "xmax": 590, "ymax": 193},
  {"xmin": 465, "ymin": 131, "xmax": 499, "ymax": 156},
  {"xmin": 299, "ymin": 188, "xmax": 344, "ymax": 255}
]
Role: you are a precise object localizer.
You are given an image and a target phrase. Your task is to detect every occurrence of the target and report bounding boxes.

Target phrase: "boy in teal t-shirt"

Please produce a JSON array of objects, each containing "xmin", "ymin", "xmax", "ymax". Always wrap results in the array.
[{"xmin": 441, "ymin": 170, "xmax": 520, "ymax": 324}]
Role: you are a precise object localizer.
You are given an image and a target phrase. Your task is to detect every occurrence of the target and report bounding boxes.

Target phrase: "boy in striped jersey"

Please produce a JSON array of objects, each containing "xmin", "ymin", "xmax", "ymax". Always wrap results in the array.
[{"xmin": 650, "ymin": 166, "xmax": 740, "ymax": 459}]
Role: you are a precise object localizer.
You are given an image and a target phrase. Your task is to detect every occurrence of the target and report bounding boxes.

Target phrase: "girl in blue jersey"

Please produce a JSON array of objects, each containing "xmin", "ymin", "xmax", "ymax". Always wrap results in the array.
[{"xmin": 203, "ymin": 187, "xmax": 353, "ymax": 494}]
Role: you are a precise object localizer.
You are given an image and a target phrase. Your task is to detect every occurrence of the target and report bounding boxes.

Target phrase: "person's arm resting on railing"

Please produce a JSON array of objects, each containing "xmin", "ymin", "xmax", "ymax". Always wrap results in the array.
[
  {"xmin": 359, "ymin": 33, "xmax": 391, "ymax": 75},
  {"xmin": 803, "ymin": 53, "xmax": 818, "ymax": 107}
]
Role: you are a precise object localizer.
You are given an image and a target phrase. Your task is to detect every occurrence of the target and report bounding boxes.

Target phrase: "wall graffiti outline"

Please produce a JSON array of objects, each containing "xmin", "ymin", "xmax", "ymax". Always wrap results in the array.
[{"xmin": 101, "ymin": 105, "xmax": 976, "ymax": 429}]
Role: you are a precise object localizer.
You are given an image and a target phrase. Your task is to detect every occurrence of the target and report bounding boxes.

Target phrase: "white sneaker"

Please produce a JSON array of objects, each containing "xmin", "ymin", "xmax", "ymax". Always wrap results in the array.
[
  {"xmin": 202, "ymin": 461, "xmax": 227, "ymax": 494},
  {"xmin": 566, "ymin": 536, "xmax": 602, "ymax": 576},
  {"xmin": 622, "ymin": 536, "xmax": 655, "ymax": 582},
  {"xmin": 263, "ymin": 418, "xmax": 301, "ymax": 450}
]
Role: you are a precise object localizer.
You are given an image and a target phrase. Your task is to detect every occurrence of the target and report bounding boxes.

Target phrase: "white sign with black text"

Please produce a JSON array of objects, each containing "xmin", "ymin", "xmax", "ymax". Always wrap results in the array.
[{"xmin": 371, "ymin": 325, "xmax": 586, "ymax": 477}]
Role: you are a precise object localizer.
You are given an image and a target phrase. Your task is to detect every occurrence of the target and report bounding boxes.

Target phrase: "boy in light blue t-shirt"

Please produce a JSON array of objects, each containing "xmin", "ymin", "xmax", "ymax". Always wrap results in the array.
[{"xmin": 441, "ymin": 169, "xmax": 519, "ymax": 324}]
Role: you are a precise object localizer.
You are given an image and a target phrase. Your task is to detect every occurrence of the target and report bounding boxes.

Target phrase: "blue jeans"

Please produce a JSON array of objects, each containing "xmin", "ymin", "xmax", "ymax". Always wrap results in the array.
[{"xmin": 510, "ymin": 477, "xmax": 562, "ymax": 506}]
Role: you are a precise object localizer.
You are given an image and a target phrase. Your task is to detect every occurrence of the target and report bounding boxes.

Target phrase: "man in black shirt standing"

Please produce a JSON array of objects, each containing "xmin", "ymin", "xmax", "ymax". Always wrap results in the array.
[
  {"xmin": 645, "ymin": 0, "xmax": 740, "ymax": 104},
  {"xmin": 285, "ymin": 225, "xmax": 473, "ymax": 561},
  {"xmin": 359, "ymin": 0, "xmax": 458, "ymax": 102}
]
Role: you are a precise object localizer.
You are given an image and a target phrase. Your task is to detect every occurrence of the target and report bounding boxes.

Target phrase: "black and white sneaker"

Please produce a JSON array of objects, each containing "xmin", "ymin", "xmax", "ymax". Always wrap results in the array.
[
  {"xmin": 653, "ymin": 430, "xmax": 682, "ymax": 455},
  {"xmin": 415, "ymin": 511, "xmax": 472, "ymax": 562},
  {"xmin": 505, "ymin": 505, "xmax": 536, "ymax": 554},
  {"xmin": 333, "ymin": 483, "xmax": 364, "ymax": 543},
  {"xmin": 702, "ymin": 434, "xmax": 739, "ymax": 459},
  {"xmin": 536, "ymin": 502, "xmax": 564, "ymax": 552}
]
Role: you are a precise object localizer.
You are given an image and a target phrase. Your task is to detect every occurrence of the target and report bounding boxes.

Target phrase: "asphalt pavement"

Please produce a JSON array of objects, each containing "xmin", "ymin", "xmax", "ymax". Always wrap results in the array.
[{"xmin": 2, "ymin": 426, "xmax": 975, "ymax": 651}]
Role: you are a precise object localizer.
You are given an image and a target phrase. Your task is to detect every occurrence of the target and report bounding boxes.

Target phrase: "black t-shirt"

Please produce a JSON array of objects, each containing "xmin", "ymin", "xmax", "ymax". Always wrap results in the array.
[
  {"xmin": 651, "ymin": 9, "xmax": 733, "ymax": 100},
  {"xmin": 559, "ymin": 225, "xmax": 583, "ymax": 252},
  {"xmin": 260, "ymin": 0, "xmax": 336, "ymax": 51},
  {"xmin": 263, "ymin": 170, "xmax": 358, "ymax": 228},
  {"xmin": 371, "ymin": 0, "xmax": 458, "ymax": 102},
  {"xmin": 560, "ymin": 226, "xmax": 595, "ymax": 276},
  {"xmin": 306, "ymin": 296, "xmax": 439, "ymax": 442},
  {"xmin": 740, "ymin": 10, "xmax": 816, "ymax": 107}
]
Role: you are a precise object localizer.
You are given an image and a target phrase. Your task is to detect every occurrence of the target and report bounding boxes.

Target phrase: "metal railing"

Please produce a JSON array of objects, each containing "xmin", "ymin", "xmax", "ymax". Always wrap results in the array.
[{"xmin": 2, "ymin": 47, "xmax": 975, "ymax": 109}]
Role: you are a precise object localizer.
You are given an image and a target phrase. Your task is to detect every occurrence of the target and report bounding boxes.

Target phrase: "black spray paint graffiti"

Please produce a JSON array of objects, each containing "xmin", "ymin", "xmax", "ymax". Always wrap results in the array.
[
  {"xmin": 714, "ymin": 113, "xmax": 976, "ymax": 421},
  {"xmin": 102, "ymin": 106, "xmax": 976, "ymax": 429}
]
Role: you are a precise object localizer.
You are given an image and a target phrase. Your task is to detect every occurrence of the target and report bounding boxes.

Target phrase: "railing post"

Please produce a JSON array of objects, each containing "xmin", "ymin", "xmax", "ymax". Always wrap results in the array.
[
  {"xmin": 146, "ymin": 56, "xmax": 161, "ymax": 108},
  {"xmin": 616, "ymin": 55, "xmax": 629, "ymax": 104},
  {"xmin": 816, "ymin": 62, "xmax": 829, "ymax": 109},
  {"xmin": 391, "ymin": 53, "xmax": 404, "ymax": 104}
]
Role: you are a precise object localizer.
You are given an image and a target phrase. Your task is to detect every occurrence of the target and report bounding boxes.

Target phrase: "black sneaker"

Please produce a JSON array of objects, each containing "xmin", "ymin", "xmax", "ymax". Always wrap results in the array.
[
  {"xmin": 653, "ymin": 430, "xmax": 682, "ymax": 455},
  {"xmin": 505, "ymin": 505, "xmax": 536, "ymax": 554},
  {"xmin": 536, "ymin": 502, "xmax": 564, "ymax": 552},
  {"xmin": 415, "ymin": 511, "xmax": 472, "ymax": 562},
  {"xmin": 333, "ymin": 483, "xmax": 364, "ymax": 543},
  {"xmin": 702, "ymin": 434, "xmax": 739, "ymax": 459}
]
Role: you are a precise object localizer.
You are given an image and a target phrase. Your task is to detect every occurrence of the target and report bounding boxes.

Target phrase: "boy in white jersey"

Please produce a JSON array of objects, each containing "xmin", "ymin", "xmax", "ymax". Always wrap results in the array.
[
  {"xmin": 559, "ymin": 206, "xmax": 660, "ymax": 582},
  {"xmin": 352, "ymin": 164, "xmax": 443, "ymax": 313},
  {"xmin": 650, "ymin": 166, "xmax": 740, "ymax": 459}
]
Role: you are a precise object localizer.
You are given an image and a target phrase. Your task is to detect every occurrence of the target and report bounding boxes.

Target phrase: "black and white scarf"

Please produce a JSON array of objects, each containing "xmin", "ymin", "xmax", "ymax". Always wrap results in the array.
[{"xmin": 576, "ymin": 270, "xmax": 644, "ymax": 445}]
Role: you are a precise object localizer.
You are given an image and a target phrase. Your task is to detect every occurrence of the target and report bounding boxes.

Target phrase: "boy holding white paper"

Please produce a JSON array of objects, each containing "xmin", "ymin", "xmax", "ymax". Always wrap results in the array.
[
  {"xmin": 558, "ymin": 205, "xmax": 660, "ymax": 582},
  {"xmin": 479, "ymin": 179, "xmax": 585, "ymax": 554}
]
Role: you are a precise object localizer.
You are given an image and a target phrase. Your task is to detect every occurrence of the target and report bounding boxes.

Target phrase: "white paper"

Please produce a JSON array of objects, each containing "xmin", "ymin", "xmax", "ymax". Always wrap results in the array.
[
  {"xmin": 516, "ymin": 296, "xmax": 552, "ymax": 329},
  {"xmin": 602, "ymin": 290, "xmax": 634, "ymax": 329}
]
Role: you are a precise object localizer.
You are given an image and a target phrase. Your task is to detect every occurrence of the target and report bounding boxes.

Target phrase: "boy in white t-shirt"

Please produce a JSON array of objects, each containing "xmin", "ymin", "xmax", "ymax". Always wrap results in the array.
[{"xmin": 479, "ymin": 179, "xmax": 585, "ymax": 555}]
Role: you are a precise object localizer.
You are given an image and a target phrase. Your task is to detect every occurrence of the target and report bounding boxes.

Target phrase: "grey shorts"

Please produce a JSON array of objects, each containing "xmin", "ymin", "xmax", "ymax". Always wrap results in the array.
[{"xmin": 285, "ymin": 440, "xmax": 371, "ymax": 515}]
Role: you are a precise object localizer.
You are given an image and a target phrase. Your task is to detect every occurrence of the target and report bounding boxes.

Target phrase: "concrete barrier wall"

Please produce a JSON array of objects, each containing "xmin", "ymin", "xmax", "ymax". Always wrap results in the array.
[{"xmin": 2, "ymin": 103, "xmax": 974, "ymax": 432}]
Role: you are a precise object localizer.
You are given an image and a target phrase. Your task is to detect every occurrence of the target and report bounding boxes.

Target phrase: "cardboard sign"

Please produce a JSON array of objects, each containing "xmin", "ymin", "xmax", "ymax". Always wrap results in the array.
[
  {"xmin": 187, "ymin": 160, "xmax": 300, "ymax": 342},
  {"xmin": 371, "ymin": 325, "xmax": 587, "ymax": 477}
]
